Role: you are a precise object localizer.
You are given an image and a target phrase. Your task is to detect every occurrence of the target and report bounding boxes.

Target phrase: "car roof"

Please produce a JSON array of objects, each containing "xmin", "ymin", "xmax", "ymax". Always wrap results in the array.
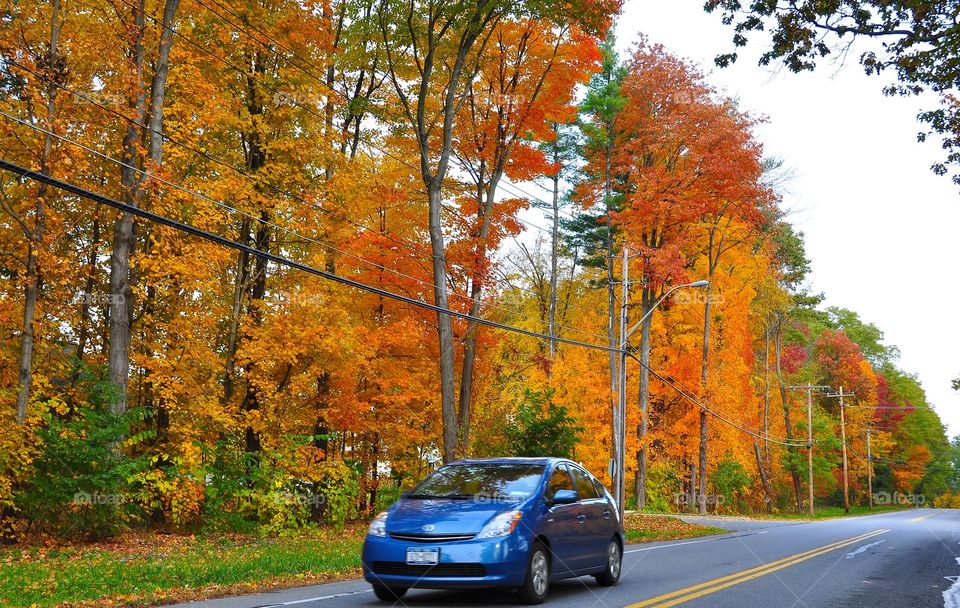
[{"xmin": 447, "ymin": 457, "xmax": 570, "ymax": 466}]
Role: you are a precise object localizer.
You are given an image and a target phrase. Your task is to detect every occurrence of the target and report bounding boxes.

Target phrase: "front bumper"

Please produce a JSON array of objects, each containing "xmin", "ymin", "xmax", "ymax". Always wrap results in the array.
[{"xmin": 362, "ymin": 532, "xmax": 530, "ymax": 589}]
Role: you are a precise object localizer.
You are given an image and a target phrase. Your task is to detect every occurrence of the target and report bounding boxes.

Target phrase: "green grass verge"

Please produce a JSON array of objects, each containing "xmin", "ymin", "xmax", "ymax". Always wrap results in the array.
[
  {"xmin": 751, "ymin": 504, "xmax": 915, "ymax": 520},
  {"xmin": 0, "ymin": 528, "xmax": 364, "ymax": 608}
]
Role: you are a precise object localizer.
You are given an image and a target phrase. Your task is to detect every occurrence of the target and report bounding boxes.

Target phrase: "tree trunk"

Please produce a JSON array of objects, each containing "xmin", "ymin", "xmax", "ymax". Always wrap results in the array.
[
  {"xmin": 634, "ymin": 288, "xmax": 653, "ymax": 509},
  {"xmin": 16, "ymin": 0, "xmax": 64, "ymax": 422},
  {"xmin": 457, "ymin": 165, "xmax": 501, "ymax": 457},
  {"xmin": 698, "ymin": 279, "xmax": 713, "ymax": 515},
  {"xmin": 775, "ymin": 316, "xmax": 804, "ymax": 512},
  {"xmin": 547, "ymin": 152, "xmax": 560, "ymax": 366},
  {"xmin": 109, "ymin": 0, "xmax": 147, "ymax": 416},
  {"xmin": 429, "ymin": 183, "xmax": 458, "ymax": 463},
  {"xmin": 147, "ymin": 0, "xmax": 180, "ymax": 166},
  {"xmin": 604, "ymin": 149, "xmax": 618, "ymax": 471},
  {"xmin": 753, "ymin": 440, "xmax": 773, "ymax": 512},
  {"xmin": 763, "ymin": 323, "xmax": 771, "ymax": 469}
]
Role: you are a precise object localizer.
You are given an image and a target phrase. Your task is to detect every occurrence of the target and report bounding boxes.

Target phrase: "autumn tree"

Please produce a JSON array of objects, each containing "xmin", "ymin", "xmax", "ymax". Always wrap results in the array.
[
  {"xmin": 450, "ymin": 17, "xmax": 601, "ymax": 453},
  {"xmin": 376, "ymin": 0, "xmax": 615, "ymax": 462},
  {"xmin": 705, "ymin": 0, "xmax": 960, "ymax": 184}
]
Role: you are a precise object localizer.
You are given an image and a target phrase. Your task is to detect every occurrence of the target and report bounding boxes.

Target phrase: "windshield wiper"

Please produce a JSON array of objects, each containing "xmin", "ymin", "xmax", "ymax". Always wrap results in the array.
[{"xmin": 407, "ymin": 493, "xmax": 472, "ymax": 499}]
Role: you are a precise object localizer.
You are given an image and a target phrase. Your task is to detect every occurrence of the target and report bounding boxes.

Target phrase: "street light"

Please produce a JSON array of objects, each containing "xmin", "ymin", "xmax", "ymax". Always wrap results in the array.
[{"xmin": 613, "ymin": 278, "xmax": 709, "ymax": 518}]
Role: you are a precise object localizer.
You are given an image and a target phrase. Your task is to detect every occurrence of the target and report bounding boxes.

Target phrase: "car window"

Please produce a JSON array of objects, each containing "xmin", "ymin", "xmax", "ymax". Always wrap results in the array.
[
  {"xmin": 545, "ymin": 464, "xmax": 574, "ymax": 499},
  {"xmin": 570, "ymin": 466, "xmax": 601, "ymax": 499},
  {"xmin": 592, "ymin": 477, "xmax": 607, "ymax": 498},
  {"xmin": 407, "ymin": 463, "xmax": 545, "ymax": 501}
]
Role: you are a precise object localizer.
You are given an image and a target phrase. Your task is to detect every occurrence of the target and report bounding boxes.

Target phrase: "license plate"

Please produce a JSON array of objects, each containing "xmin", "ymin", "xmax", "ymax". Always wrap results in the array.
[{"xmin": 406, "ymin": 547, "xmax": 439, "ymax": 565}]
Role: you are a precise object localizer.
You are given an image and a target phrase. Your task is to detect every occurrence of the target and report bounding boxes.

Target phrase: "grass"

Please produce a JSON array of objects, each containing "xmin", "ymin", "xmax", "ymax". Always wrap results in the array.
[
  {"xmin": 0, "ymin": 526, "xmax": 365, "ymax": 608},
  {"xmin": 748, "ymin": 504, "xmax": 915, "ymax": 521},
  {"xmin": 4, "ymin": 505, "xmax": 891, "ymax": 608},
  {"xmin": 622, "ymin": 513, "xmax": 724, "ymax": 543}
]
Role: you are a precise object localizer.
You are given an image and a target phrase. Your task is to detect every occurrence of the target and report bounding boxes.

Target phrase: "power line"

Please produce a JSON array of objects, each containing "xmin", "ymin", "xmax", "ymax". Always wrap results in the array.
[
  {"xmin": 624, "ymin": 352, "xmax": 807, "ymax": 448},
  {"xmin": 0, "ymin": 156, "xmax": 813, "ymax": 451},
  {"xmin": 57, "ymin": 0, "xmax": 613, "ymax": 330},
  {"xmin": 0, "ymin": 157, "xmax": 624, "ymax": 355},
  {"xmin": 1, "ymin": 107, "xmax": 618, "ymax": 343},
  {"xmin": 177, "ymin": 0, "xmax": 617, "ymax": 285}
]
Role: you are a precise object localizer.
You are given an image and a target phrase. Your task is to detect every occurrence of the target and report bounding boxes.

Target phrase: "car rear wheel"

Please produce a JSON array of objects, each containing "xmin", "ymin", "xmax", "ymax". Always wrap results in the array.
[
  {"xmin": 594, "ymin": 539, "xmax": 621, "ymax": 586},
  {"xmin": 372, "ymin": 583, "xmax": 408, "ymax": 601},
  {"xmin": 517, "ymin": 541, "xmax": 550, "ymax": 604}
]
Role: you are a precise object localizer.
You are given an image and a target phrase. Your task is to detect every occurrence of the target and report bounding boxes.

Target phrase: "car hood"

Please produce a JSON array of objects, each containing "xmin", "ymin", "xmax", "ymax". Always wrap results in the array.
[{"xmin": 387, "ymin": 498, "xmax": 523, "ymax": 535}]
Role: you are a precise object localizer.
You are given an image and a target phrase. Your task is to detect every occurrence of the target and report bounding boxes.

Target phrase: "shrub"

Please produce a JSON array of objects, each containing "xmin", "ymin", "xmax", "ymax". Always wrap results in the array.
[
  {"xmin": 14, "ymin": 371, "xmax": 150, "ymax": 539},
  {"xmin": 710, "ymin": 455, "xmax": 752, "ymax": 513},
  {"xmin": 503, "ymin": 389, "xmax": 583, "ymax": 458}
]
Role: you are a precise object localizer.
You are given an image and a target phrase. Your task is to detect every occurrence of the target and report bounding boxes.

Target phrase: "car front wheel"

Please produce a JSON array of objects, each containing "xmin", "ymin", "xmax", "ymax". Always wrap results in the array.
[
  {"xmin": 594, "ymin": 539, "xmax": 621, "ymax": 586},
  {"xmin": 372, "ymin": 584, "xmax": 408, "ymax": 601},
  {"xmin": 517, "ymin": 541, "xmax": 550, "ymax": 604}
]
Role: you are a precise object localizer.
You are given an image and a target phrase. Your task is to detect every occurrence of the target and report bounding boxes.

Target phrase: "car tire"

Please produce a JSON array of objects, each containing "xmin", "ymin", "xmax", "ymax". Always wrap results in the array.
[
  {"xmin": 372, "ymin": 583, "xmax": 408, "ymax": 601},
  {"xmin": 517, "ymin": 541, "xmax": 550, "ymax": 604},
  {"xmin": 594, "ymin": 538, "xmax": 621, "ymax": 586}
]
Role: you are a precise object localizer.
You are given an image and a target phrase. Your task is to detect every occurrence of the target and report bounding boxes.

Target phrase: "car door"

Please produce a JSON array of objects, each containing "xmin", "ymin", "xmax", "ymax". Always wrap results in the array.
[
  {"xmin": 569, "ymin": 465, "xmax": 609, "ymax": 569},
  {"xmin": 540, "ymin": 464, "xmax": 588, "ymax": 574}
]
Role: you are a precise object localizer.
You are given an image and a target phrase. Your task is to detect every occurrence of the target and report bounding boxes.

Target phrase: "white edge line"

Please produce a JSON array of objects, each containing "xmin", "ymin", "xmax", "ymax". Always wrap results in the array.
[
  {"xmin": 625, "ymin": 538, "xmax": 716, "ymax": 553},
  {"xmin": 262, "ymin": 588, "xmax": 374, "ymax": 607}
]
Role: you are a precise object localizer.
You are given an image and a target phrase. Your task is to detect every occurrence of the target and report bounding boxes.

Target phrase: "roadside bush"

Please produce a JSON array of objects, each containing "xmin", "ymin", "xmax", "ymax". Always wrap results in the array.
[
  {"xmin": 643, "ymin": 462, "xmax": 679, "ymax": 513},
  {"xmin": 933, "ymin": 491, "xmax": 960, "ymax": 508},
  {"xmin": 14, "ymin": 371, "xmax": 150, "ymax": 539},
  {"xmin": 503, "ymin": 389, "xmax": 583, "ymax": 458},
  {"xmin": 710, "ymin": 455, "xmax": 752, "ymax": 514},
  {"xmin": 130, "ymin": 462, "xmax": 206, "ymax": 529},
  {"xmin": 314, "ymin": 460, "xmax": 359, "ymax": 529}
]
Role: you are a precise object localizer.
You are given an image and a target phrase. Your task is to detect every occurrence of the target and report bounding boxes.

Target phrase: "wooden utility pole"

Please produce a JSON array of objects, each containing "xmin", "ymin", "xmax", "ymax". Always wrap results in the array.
[
  {"xmin": 615, "ymin": 244, "xmax": 628, "ymax": 517},
  {"xmin": 827, "ymin": 386, "xmax": 856, "ymax": 514},
  {"xmin": 806, "ymin": 387, "xmax": 815, "ymax": 516},
  {"xmin": 867, "ymin": 430, "xmax": 873, "ymax": 510},
  {"xmin": 788, "ymin": 384, "xmax": 829, "ymax": 516}
]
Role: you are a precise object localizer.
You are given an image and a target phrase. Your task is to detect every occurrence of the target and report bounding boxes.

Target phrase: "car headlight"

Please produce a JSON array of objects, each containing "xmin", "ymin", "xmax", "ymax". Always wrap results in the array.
[
  {"xmin": 476, "ymin": 510, "xmax": 523, "ymax": 539},
  {"xmin": 368, "ymin": 511, "xmax": 389, "ymax": 537}
]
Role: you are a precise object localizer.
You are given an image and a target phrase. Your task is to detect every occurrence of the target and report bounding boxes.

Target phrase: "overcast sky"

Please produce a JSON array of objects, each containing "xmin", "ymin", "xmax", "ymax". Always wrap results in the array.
[{"xmin": 607, "ymin": 1, "xmax": 960, "ymax": 437}]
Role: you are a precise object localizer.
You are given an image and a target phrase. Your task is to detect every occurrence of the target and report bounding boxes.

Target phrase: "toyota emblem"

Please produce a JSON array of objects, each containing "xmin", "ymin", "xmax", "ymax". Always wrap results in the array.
[{"xmin": 422, "ymin": 524, "xmax": 435, "ymax": 532}]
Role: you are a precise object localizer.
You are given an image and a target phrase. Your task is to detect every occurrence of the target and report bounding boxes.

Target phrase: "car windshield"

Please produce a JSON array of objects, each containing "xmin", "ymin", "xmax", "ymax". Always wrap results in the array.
[{"xmin": 407, "ymin": 463, "xmax": 545, "ymax": 501}]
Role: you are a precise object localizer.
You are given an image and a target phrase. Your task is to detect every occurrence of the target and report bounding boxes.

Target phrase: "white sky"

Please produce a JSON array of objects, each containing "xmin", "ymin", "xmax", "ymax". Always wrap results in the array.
[{"xmin": 609, "ymin": 1, "xmax": 960, "ymax": 437}]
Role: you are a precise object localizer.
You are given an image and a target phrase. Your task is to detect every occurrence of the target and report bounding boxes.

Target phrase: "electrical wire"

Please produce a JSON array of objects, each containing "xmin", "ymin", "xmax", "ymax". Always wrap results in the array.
[
  {"xmin": 1, "ymin": 108, "xmax": 621, "ymax": 343},
  {"xmin": 1, "ymin": 156, "xmax": 820, "ymax": 451},
  {"xmin": 624, "ymin": 352, "xmax": 807, "ymax": 447},
  {"xmin": 0, "ymin": 157, "xmax": 625, "ymax": 355},
  {"xmin": 58, "ymin": 0, "xmax": 615, "ymax": 329}
]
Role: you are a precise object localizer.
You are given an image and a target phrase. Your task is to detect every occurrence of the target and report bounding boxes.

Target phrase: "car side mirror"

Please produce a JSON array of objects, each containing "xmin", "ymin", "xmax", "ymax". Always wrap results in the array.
[{"xmin": 552, "ymin": 489, "xmax": 579, "ymax": 504}]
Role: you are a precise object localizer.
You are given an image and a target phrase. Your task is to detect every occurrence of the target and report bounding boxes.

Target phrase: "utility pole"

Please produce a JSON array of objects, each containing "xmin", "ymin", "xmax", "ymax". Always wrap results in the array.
[
  {"xmin": 866, "ymin": 429, "xmax": 873, "ymax": 510},
  {"xmin": 616, "ymin": 245, "xmax": 629, "ymax": 516},
  {"xmin": 787, "ymin": 384, "xmax": 830, "ymax": 516},
  {"xmin": 827, "ymin": 387, "xmax": 856, "ymax": 514}
]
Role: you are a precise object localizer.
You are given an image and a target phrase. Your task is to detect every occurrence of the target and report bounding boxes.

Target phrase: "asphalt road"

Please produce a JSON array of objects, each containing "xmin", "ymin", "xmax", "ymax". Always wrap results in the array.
[{"xmin": 166, "ymin": 509, "xmax": 960, "ymax": 608}]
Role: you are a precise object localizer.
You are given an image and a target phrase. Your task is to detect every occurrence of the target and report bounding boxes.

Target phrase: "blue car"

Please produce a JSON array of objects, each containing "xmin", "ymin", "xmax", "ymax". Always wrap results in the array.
[{"xmin": 362, "ymin": 457, "xmax": 624, "ymax": 604}]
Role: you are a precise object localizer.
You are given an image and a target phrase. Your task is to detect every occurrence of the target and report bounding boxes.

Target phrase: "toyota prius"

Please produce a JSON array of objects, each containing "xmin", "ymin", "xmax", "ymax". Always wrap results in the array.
[{"xmin": 362, "ymin": 457, "xmax": 624, "ymax": 604}]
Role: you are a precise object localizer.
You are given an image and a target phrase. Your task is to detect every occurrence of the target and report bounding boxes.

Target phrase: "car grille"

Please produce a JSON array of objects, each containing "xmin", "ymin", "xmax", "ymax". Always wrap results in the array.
[
  {"xmin": 371, "ymin": 561, "xmax": 487, "ymax": 577},
  {"xmin": 389, "ymin": 532, "xmax": 475, "ymax": 542}
]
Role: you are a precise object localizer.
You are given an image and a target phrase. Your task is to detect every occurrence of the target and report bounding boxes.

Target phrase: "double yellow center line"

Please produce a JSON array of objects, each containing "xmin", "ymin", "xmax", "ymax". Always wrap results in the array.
[{"xmin": 626, "ymin": 528, "xmax": 890, "ymax": 608}]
